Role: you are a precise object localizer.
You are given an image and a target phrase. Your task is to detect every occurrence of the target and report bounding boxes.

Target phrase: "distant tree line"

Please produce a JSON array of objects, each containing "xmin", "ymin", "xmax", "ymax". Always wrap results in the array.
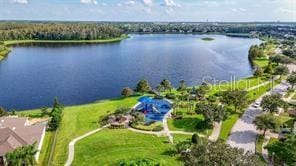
[{"xmin": 0, "ymin": 23, "xmax": 123, "ymax": 41}]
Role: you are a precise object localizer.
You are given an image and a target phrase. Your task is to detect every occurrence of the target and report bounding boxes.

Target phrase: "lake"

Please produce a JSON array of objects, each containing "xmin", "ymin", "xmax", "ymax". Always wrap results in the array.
[{"xmin": 0, "ymin": 34, "xmax": 261, "ymax": 110}]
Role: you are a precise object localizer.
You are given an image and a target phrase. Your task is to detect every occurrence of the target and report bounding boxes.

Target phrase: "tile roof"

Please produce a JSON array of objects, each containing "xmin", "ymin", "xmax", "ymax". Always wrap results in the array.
[{"xmin": 0, "ymin": 117, "xmax": 45, "ymax": 156}]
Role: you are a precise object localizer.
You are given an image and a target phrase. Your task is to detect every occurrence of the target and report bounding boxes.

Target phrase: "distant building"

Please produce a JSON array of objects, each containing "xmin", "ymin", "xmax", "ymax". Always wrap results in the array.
[{"xmin": 0, "ymin": 117, "xmax": 46, "ymax": 165}]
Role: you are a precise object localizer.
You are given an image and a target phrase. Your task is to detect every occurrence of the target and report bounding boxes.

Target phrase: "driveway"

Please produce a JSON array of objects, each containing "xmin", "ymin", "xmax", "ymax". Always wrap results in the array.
[{"xmin": 227, "ymin": 81, "xmax": 290, "ymax": 153}]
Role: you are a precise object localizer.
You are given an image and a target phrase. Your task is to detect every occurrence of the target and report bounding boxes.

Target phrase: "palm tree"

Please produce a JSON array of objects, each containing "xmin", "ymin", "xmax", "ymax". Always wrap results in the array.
[
  {"xmin": 253, "ymin": 113, "xmax": 279, "ymax": 136},
  {"xmin": 5, "ymin": 143, "xmax": 37, "ymax": 166}
]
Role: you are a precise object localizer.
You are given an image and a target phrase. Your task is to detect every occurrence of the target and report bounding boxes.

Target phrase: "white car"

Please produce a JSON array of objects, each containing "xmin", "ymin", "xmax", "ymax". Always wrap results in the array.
[{"xmin": 253, "ymin": 101, "xmax": 260, "ymax": 108}]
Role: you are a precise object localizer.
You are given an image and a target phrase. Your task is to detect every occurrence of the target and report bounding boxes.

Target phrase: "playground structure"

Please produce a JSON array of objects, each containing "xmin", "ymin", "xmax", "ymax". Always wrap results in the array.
[{"xmin": 135, "ymin": 96, "xmax": 172, "ymax": 122}]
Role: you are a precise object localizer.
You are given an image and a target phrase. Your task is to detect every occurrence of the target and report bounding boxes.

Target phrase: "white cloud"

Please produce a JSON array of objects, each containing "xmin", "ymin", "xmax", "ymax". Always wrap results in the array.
[
  {"xmin": 124, "ymin": 0, "xmax": 136, "ymax": 6},
  {"xmin": 231, "ymin": 7, "xmax": 247, "ymax": 12},
  {"xmin": 101, "ymin": 2, "xmax": 108, "ymax": 6},
  {"xmin": 143, "ymin": 0, "xmax": 153, "ymax": 6},
  {"xmin": 80, "ymin": 0, "xmax": 98, "ymax": 5},
  {"xmin": 163, "ymin": 0, "xmax": 181, "ymax": 7},
  {"xmin": 12, "ymin": 0, "xmax": 28, "ymax": 4},
  {"xmin": 278, "ymin": 7, "xmax": 296, "ymax": 14}
]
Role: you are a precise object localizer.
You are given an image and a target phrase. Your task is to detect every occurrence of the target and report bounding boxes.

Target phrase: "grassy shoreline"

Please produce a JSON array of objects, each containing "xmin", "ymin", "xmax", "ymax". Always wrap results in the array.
[{"xmin": 3, "ymin": 35, "xmax": 128, "ymax": 46}]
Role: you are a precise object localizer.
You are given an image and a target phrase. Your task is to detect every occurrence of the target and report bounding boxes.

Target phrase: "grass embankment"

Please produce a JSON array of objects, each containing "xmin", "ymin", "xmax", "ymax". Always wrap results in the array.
[
  {"xmin": 0, "ymin": 44, "xmax": 10, "ymax": 60},
  {"xmin": 3, "ymin": 35, "xmax": 128, "ymax": 46},
  {"xmin": 20, "ymin": 96, "xmax": 138, "ymax": 165},
  {"xmin": 226, "ymin": 33, "xmax": 254, "ymax": 38},
  {"xmin": 219, "ymin": 113, "xmax": 240, "ymax": 140},
  {"xmin": 73, "ymin": 129, "xmax": 181, "ymax": 166},
  {"xmin": 38, "ymin": 131, "xmax": 55, "ymax": 166},
  {"xmin": 255, "ymin": 135, "xmax": 264, "ymax": 155}
]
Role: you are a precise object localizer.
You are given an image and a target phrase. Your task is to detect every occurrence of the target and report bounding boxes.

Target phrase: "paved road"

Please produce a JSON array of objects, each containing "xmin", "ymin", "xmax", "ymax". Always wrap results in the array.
[{"xmin": 227, "ymin": 81, "xmax": 290, "ymax": 153}]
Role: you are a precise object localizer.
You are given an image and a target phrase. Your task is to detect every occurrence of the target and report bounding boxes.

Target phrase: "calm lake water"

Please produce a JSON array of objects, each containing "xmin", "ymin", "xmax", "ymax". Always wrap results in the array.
[{"xmin": 0, "ymin": 34, "xmax": 261, "ymax": 110}]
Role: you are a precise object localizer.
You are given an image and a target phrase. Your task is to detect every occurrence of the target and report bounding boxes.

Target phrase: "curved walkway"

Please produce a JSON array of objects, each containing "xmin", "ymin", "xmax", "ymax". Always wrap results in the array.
[
  {"xmin": 64, "ymin": 124, "xmax": 110, "ymax": 166},
  {"xmin": 208, "ymin": 121, "xmax": 222, "ymax": 141}
]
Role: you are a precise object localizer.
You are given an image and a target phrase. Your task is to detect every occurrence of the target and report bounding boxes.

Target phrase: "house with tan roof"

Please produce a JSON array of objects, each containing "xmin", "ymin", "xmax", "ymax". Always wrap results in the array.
[{"xmin": 0, "ymin": 116, "xmax": 46, "ymax": 166}]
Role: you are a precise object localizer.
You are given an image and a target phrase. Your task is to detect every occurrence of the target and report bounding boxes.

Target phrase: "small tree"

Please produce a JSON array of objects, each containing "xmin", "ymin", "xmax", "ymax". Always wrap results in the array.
[
  {"xmin": 260, "ymin": 94, "xmax": 284, "ymax": 113},
  {"xmin": 264, "ymin": 62, "xmax": 273, "ymax": 74},
  {"xmin": 0, "ymin": 107, "xmax": 8, "ymax": 117},
  {"xmin": 191, "ymin": 133, "xmax": 200, "ymax": 144},
  {"xmin": 220, "ymin": 90, "xmax": 248, "ymax": 112},
  {"xmin": 121, "ymin": 87, "xmax": 133, "ymax": 97},
  {"xmin": 254, "ymin": 66, "xmax": 263, "ymax": 77},
  {"xmin": 253, "ymin": 113, "xmax": 279, "ymax": 136},
  {"xmin": 135, "ymin": 80, "xmax": 151, "ymax": 94},
  {"xmin": 196, "ymin": 83, "xmax": 209, "ymax": 100},
  {"xmin": 274, "ymin": 65, "xmax": 289, "ymax": 77},
  {"xmin": 177, "ymin": 80, "xmax": 187, "ymax": 91},
  {"xmin": 287, "ymin": 73, "xmax": 296, "ymax": 88},
  {"xmin": 269, "ymin": 55, "xmax": 281, "ymax": 65},
  {"xmin": 195, "ymin": 102, "xmax": 226, "ymax": 127},
  {"xmin": 160, "ymin": 79, "xmax": 173, "ymax": 92},
  {"xmin": 266, "ymin": 134, "xmax": 296, "ymax": 165}
]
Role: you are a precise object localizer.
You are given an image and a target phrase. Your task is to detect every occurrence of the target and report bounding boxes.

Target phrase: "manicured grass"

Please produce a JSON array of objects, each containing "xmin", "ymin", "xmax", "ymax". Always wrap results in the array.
[
  {"xmin": 172, "ymin": 134, "xmax": 192, "ymax": 143},
  {"xmin": 21, "ymin": 96, "xmax": 139, "ymax": 165},
  {"xmin": 254, "ymin": 58, "xmax": 269, "ymax": 68},
  {"xmin": 255, "ymin": 135, "xmax": 264, "ymax": 155},
  {"xmin": 267, "ymin": 137, "xmax": 278, "ymax": 146},
  {"xmin": 219, "ymin": 113, "xmax": 240, "ymax": 140},
  {"xmin": 3, "ymin": 35, "xmax": 128, "ymax": 46},
  {"xmin": 73, "ymin": 129, "xmax": 182, "ymax": 166},
  {"xmin": 292, "ymin": 93, "xmax": 296, "ymax": 100},
  {"xmin": 38, "ymin": 131, "xmax": 54, "ymax": 166},
  {"xmin": 167, "ymin": 114, "xmax": 204, "ymax": 132}
]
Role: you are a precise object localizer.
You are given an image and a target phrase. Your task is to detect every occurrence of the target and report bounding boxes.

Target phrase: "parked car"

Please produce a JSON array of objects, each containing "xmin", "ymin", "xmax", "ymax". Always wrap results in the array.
[{"xmin": 253, "ymin": 101, "xmax": 260, "ymax": 108}]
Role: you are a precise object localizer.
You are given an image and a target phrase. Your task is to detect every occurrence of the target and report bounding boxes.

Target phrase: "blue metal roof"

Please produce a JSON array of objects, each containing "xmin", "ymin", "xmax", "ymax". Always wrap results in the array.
[{"xmin": 138, "ymin": 96, "xmax": 153, "ymax": 103}]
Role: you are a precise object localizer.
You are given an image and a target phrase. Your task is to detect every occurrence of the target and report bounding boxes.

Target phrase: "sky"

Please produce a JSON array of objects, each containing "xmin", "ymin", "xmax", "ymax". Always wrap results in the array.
[{"xmin": 0, "ymin": 0, "xmax": 295, "ymax": 22}]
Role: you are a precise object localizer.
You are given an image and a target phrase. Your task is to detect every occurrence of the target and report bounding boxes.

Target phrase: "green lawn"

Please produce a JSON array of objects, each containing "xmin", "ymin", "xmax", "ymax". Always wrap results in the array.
[
  {"xmin": 38, "ymin": 131, "xmax": 54, "ymax": 166},
  {"xmin": 21, "ymin": 96, "xmax": 139, "ymax": 165},
  {"xmin": 172, "ymin": 134, "xmax": 192, "ymax": 143},
  {"xmin": 167, "ymin": 114, "xmax": 211, "ymax": 135},
  {"xmin": 255, "ymin": 135, "xmax": 264, "ymax": 155},
  {"xmin": 73, "ymin": 129, "xmax": 182, "ymax": 166},
  {"xmin": 267, "ymin": 138, "xmax": 278, "ymax": 146},
  {"xmin": 219, "ymin": 113, "xmax": 240, "ymax": 140},
  {"xmin": 254, "ymin": 58, "xmax": 269, "ymax": 68}
]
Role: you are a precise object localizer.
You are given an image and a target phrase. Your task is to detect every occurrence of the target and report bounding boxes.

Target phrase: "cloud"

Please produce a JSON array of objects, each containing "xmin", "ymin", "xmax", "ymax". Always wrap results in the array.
[
  {"xmin": 12, "ymin": 0, "xmax": 28, "ymax": 4},
  {"xmin": 278, "ymin": 7, "xmax": 296, "ymax": 14},
  {"xmin": 231, "ymin": 7, "xmax": 247, "ymax": 12},
  {"xmin": 101, "ymin": 2, "xmax": 108, "ymax": 6},
  {"xmin": 163, "ymin": 0, "xmax": 181, "ymax": 7},
  {"xmin": 143, "ymin": 0, "xmax": 153, "ymax": 6},
  {"xmin": 80, "ymin": 0, "xmax": 98, "ymax": 5},
  {"xmin": 124, "ymin": 0, "xmax": 136, "ymax": 6}
]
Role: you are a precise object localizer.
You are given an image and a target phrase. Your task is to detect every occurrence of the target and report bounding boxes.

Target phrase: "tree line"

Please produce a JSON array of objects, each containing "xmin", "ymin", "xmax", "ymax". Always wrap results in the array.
[{"xmin": 0, "ymin": 23, "xmax": 123, "ymax": 41}]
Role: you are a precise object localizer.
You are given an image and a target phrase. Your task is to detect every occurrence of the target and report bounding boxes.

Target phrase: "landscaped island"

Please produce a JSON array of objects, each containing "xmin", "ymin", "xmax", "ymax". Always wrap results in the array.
[{"xmin": 201, "ymin": 37, "xmax": 214, "ymax": 41}]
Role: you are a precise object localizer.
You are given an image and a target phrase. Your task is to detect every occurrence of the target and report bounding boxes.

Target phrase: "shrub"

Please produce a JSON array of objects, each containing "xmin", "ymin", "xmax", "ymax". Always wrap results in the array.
[
  {"xmin": 121, "ymin": 87, "xmax": 134, "ymax": 97},
  {"xmin": 119, "ymin": 159, "xmax": 160, "ymax": 166},
  {"xmin": 165, "ymin": 93, "xmax": 176, "ymax": 100},
  {"xmin": 152, "ymin": 125, "xmax": 164, "ymax": 131}
]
